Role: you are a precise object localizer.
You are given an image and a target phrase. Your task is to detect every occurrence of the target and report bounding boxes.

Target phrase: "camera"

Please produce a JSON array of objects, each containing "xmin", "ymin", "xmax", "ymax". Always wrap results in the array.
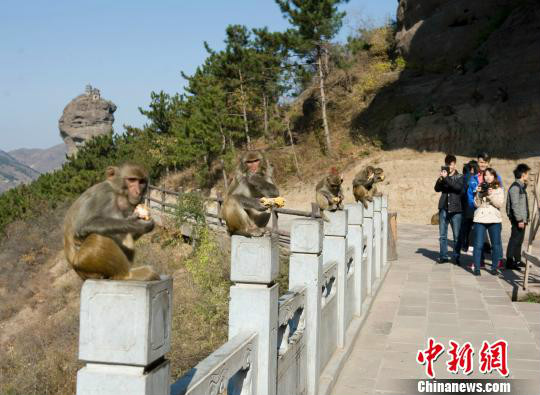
[
  {"xmin": 479, "ymin": 182, "xmax": 489, "ymax": 193},
  {"xmin": 441, "ymin": 166, "xmax": 450, "ymax": 173}
]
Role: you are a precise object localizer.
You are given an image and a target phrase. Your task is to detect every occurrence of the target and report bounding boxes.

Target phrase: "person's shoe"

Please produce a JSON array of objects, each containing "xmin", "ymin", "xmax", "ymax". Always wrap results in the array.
[
  {"xmin": 474, "ymin": 269, "xmax": 481, "ymax": 276},
  {"xmin": 497, "ymin": 260, "xmax": 504, "ymax": 269},
  {"xmin": 506, "ymin": 262, "xmax": 521, "ymax": 271},
  {"xmin": 518, "ymin": 261, "xmax": 526, "ymax": 268},
  {"xmin": 437, "ymin": 257, "xmax": 449, "ymax": 264},
  {"xmin": 469, "ymin": 264, "xmax": 475, "ymax": 271}
]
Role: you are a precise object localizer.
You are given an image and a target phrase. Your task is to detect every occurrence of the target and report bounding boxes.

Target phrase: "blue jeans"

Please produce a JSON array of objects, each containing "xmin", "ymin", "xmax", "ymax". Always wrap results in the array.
[
  {"xmin": 439, "ymin": 209, "xmax": 462, "ymax": 260},
  {"xmin": 473, "ymin": 222, "xmax": 502, "ymax": 271}
]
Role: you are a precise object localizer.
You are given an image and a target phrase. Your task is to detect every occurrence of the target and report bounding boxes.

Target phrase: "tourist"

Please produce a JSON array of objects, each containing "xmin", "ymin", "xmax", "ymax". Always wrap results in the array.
[
  {"xmin": 455, "ymin": 160, "xmax": 479, "ymax": 265},
  {"xmin": 472, "ymin": 168, "xmax": 504, "ymax": 276},
  {"xmin": 505, "ymin": 163, "xmax": 531, "ymax": 271},
  {"xmin": 434, "ymin": 154, "xmax": 464, "ymax": 263}
]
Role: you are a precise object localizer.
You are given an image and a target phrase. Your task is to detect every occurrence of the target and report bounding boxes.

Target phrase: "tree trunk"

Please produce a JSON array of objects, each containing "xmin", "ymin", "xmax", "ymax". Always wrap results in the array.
[
  {"xmin": 286, "ymin": 118, "xmax": 301, "ymax": 178},
  {"xmin": 238, "ymin": 69, "xmax": 251, "ymax": 149},
  {"xmin": 263, "ymin": 94, "xmax": 269, "ymax": 140},
  {"xmin": 318, "ymin": 47, "xmax": 332, "ymax": 155}
]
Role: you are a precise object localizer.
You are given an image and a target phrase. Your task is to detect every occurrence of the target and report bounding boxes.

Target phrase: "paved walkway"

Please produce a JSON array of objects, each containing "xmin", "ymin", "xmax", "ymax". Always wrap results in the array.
[{"xmin": 332, "ymin": 224, "xmax": 540, "ymax": 395}]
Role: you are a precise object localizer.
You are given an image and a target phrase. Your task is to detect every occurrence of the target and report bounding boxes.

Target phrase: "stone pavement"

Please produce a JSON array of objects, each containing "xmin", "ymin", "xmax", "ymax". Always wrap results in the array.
[{"xmin": 332, "ymin": 223, "xmax": 540, "ymax": 395}]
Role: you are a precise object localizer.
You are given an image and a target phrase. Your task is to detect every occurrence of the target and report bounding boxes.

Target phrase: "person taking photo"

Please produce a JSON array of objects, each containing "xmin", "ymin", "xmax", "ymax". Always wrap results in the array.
[
  {"xmin": 434, "ymin": 154, "xmax": 464, "ymax": 263},
  {"xmin": 472, "ymin": 168, "xmax": 504, "ymax": 276}
]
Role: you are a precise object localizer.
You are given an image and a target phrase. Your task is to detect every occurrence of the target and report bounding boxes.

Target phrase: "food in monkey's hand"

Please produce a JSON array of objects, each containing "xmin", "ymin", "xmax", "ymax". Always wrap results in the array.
[
  {"xmin": 260, "ymin": 196, "xmax": 286, "ymax": 208},
  {"xmin": 332, "ymin": 196, "xmax": 342, "ymax": 204},
  {"xmin": 134, "ymin": 204, "xmax": 151, "ymax": 220}
]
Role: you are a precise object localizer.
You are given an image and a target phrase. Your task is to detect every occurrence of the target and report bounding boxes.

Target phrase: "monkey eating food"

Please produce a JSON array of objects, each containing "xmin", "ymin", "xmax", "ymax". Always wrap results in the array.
[
  {"xmin": 221, "ymin": 150, "xmax": 283, "ymax": 237},
  {"xmin": 315, "ymin": 168, "xmax": 344, "ymax": 221},
  {"xmin": 352, "ymin": 166, "xmax": 385, "ymax": 208},
  {"xmin": 63, "ymin": 163, "xmax": 160, "ymax": 281}
]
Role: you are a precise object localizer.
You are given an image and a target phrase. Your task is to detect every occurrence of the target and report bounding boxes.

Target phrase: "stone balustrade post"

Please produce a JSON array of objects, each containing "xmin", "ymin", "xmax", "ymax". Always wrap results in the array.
[
  {"xmin": 373, "ymin": 196, "xmax": 383, "ymax": 280},
  {"xmin": 76, "ymin": 277, "xmax": 173, "ymax": 395},
  {"xmin": 363, "ymin": 201, "xmax": 375, "ymax": 295},
  {"xmin": 228, "ymin": 234, "xmax": 279, "ymax": 395},
  {"xmin": 345, "ymin": 203, "xmax": 365, "ymax": 316},
  {"xmin": 289, "ymin": 218, "xmax": 323, "ymax": 395},
  {"xmin": 382, "ymin": 196, "xmax": 389, "ymax": 268},
  {"xmin": 322, "ymin": 211, "xmax": 348, "ymax": 349}
]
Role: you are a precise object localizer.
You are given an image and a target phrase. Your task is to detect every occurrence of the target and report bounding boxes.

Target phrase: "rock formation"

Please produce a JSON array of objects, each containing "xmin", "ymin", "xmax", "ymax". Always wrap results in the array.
[
  {"xmin": 355, "ymin": 0, "xmax": 540, "ymax": 156},
  {"xmin": 58, "ymin": 85, "xmax": 117, "ymax": 156}
]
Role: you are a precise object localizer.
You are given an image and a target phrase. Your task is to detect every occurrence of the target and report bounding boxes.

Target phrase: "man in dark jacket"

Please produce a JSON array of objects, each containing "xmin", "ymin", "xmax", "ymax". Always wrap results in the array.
[
  {"xmin": 434, "ymin": 154, "xmax": 464, "ymax": 263},
  {"xmin": 505, "ymin": 163, "xmax": 531, "ymax": 270}
]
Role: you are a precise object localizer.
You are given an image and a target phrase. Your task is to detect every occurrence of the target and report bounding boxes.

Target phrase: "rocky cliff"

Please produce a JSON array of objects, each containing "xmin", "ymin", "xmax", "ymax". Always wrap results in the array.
[
  {"xmin": 58, "ymin": 85, "xmax": 116, "ymax": 156},
  {"xmin": 355, "ymin": 0, "xmax": 540, "ymax": 156}
]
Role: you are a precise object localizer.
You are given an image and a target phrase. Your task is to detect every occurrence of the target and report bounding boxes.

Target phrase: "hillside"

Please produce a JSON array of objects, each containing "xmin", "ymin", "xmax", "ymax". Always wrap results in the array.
[
  {"xmin": 0, "ymin": 150, "xmax": 40, "ymax": 193},
  {"xmin": 9, "ymin": 143, "xmax": 67, "ymax": 174}
]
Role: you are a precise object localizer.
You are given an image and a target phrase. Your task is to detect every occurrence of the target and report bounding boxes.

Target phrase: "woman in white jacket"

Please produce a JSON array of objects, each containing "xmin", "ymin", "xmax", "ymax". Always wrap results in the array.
[{"xmin": 472, "ymin": 168, "xmax": 504, "ymax": 276}]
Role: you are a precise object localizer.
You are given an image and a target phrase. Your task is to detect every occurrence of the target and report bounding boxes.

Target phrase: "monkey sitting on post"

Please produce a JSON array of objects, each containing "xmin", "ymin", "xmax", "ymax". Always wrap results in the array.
[
  {"xmin": 221, "ymin": 150, "xmax": 284, "ymax": 237},
  {"xmin": 63, "ymin": 163, "xmax": 160, "ymax": 281},
  {"xmin": 352, "ymin": 166, "xmax": 385, "ymax": 208},
  {"xmin": 315, "ymin": 168, "xmax": 344, "ymax": 221}
]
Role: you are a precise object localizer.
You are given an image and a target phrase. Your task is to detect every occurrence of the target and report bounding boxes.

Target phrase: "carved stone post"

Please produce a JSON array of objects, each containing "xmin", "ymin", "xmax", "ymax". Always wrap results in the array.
[
  {"xmin": 382, "ymin": 195, "xmax": 389, "ymax": 268},
  {"xmin": 363, "ymin": 201, "xmax": 375, "ymax": 295},
  {"xmin": 374, "ymin": 196, "xmax": 383, "ymax": 280},
  {"xmin": 322, "ymin": 210, "xmax": 348, "ymax": 348},
  {"xmin": 229, "ymin": 235, "xmax": 279, "ymax": 395},
  {"xmin": 346, "ymin": 203, "xmax": 365, "ymax": 316},
  {"xmin": 77, "ymin": 277, "xmax": 172, "ymax": 395},
  {"xmin": 289, "ymin": 218, "xmax": 323, "ymax": 395}
]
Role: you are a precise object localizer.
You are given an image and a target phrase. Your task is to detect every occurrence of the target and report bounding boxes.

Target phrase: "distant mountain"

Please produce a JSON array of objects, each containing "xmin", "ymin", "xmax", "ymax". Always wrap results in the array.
[
  {"xmin": 9, "ymin": 143, "xmax": 67, "ymax": 174},
  {"xmin": 0, "ymin": 150, "xmax": 40, "ymax": 194}
]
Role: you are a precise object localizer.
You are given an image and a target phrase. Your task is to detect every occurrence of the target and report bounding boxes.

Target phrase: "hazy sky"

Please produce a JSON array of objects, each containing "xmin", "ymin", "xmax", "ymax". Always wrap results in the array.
[{"xmin": 0, "ymin": 0, "xmax": 396, "ymax": 151}]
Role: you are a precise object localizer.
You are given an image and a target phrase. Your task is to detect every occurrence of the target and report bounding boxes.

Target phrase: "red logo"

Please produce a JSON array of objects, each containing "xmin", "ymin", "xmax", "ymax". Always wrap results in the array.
[
  {"xmin": 416, "ymin": 337, "xmax": 445, "ymax": 378},
  {"xmin": 479, "ymin": 340, "xmax": 509, "ymax": 377},
  {"xmin": 446, "ymin": 341, "xmax": 474, "ymax": 375},
  {"xmin": 417, "ymin": 338, "xmax": 509, "ymax": 378}
]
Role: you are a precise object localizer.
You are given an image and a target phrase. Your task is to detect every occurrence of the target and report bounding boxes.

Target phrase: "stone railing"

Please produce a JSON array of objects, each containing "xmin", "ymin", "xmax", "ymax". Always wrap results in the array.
[{"xmin": 75, "ymin": 196, "xmax": 393, "ymax": 395}]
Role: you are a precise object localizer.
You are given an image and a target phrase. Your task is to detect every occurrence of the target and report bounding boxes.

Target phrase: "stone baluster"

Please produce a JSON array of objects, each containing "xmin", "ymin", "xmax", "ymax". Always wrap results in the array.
[
  {"xmin": 363, "ymin": 201, "xmax": 375, "ymax": 295},
  {"xmin": 322, "ymin": 210, "xmax": 348, "ymax": 348},
  {"xmin": 77, "ymin": 277, "xmax": 173, "ymax": 395},
  {"xmin": 229, "ymin": 235, "xmax": 279, "ymax": 395},
  {"xmin": 345, "ymin": 203, "xmax": 365, "ymax": 316},
  {"xmin": 289, "ymin": 218, "xmax": 323, "ymax": 395},
  {"xmin": 382, "ymin": 195, "xmax": 389, "ymax": 268},
  {"xmin": 373, "ymin": 196, "xmax": 383, "ymax": 280}
]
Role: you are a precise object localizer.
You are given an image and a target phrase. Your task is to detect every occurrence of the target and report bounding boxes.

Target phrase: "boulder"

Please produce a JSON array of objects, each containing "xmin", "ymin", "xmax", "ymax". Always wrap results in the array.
[{"xmin": 58, "ymin": 85, "xmax": 116, "ymax": 156}]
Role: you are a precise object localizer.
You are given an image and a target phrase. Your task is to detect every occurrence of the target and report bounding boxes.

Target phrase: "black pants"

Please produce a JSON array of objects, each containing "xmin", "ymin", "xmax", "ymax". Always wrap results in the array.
[
  {"xmin": 506, "ymin": 221, "xmax": 526, "ymax": 263},
  {"xmin": 456, "ymin": 217, "xmax": 474, "ymax": 255}
]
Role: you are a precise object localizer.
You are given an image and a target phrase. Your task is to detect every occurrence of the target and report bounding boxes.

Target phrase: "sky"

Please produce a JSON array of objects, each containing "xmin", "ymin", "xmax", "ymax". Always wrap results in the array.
[{"xmin": 0, "ymin": 0, "xmax": 397, "ymax": 151}]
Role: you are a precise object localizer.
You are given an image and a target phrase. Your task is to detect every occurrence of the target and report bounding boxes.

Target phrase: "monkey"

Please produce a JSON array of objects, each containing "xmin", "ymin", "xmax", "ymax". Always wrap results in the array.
[
  {"xmin": 63, "ymin": 163, "xmax": 160, "ymax": 281},
  {"xmin": 220, "ymin": 150, "xmax": 283, "ymax": 237},
  {"xmin": 315, "ymin": 168, "xmax": 344, "ymax": 222},
  {"xmin": 352, "ymin": 166, "xmax": 385, "ymax": 209}
]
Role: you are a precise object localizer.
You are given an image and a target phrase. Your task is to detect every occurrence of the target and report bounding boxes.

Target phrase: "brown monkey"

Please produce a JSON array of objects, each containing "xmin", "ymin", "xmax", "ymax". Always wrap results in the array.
[
  {"xmin": 221, "ymin": 151, "xmax": 282, "ymax": 237},
  {"xmin": 353, "ymin": 166, "xmax": 385, "ymax": 208},
  {"xmin": 64, "ymin": 163, "xmax": 160, "ymax": 281},
  {"xmin": 316, "ymin": 168, "xmax": 344, "ymax": 221}
]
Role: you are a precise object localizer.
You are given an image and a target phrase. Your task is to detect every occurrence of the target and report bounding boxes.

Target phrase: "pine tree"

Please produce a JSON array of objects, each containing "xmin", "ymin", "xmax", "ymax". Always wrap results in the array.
[{"xmin": 275, "ymin": 0, "xmax": 349, "ymax": 155}]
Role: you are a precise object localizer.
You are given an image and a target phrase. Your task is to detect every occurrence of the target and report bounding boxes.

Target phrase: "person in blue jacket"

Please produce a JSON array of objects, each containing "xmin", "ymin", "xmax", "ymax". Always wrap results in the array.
[{"xmin": 455, "ymin": 160, "xmax": 479, "ymax": 265}]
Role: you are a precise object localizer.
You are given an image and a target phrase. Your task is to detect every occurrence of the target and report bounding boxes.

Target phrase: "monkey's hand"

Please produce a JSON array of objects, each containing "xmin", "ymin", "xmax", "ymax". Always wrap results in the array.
[{"xmin": 131, "ymin": 217, "xmax": 155, "ymax": 234}]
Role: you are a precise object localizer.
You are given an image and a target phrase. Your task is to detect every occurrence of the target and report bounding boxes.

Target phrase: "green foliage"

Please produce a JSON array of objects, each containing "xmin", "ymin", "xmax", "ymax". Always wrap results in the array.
[
  {"xmin": 174, "ymin": 192, "xmax": 206, "ymax": 228},
  {"xmin": 184, "ymin": 227, "xmax": 230, "ymax": 327}
]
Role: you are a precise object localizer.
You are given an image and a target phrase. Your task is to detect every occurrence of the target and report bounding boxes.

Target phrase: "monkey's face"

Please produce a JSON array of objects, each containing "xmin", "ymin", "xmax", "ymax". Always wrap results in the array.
[
  {"xmin": 125, "ymin": 177, "xmax": 147, "ymax": 205},
  {"xmin": 373, "ymin": 168, "xmax": 385, "ymax": 182},
  {"xmin": 327, "ymin": 175, "xmax": 343, "ymax": 193},
  {"xmin": 245, "ymin": 159, "xmax": 261, "ymax": 174}
]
